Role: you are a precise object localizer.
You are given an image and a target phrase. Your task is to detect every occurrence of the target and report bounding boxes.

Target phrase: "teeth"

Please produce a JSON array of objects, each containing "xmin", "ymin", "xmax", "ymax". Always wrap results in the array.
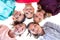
[{"xmin": 14, "ymin": 29, "xmax": 26, "ymax": 36}]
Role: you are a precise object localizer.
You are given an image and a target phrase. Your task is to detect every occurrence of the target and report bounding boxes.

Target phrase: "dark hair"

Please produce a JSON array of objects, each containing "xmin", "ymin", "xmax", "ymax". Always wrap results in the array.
[
  {"xmin": 27, "ymin": 22, "xmax": 45, "ymax": 38},
  {"xmin": 13, "ymin": 21, "xmax": 26, "ymax": 27},
  {"xmin": 37, "ymin": 4, "xmax": 42, "ymax": 12},
  {"xmin": 13, "ymin": 21, "xmax": 21, "ymax": 26},
  {"xmin": 37, "ymin": 0, "xmax": 53, "ymax": 14},
  {"xmin": 20, "ymin": 14, "xmax": 26, "ymax": 23},
  {"xmin": 27, "ymin": 30, "xmax": 40, "ymax": 39}
]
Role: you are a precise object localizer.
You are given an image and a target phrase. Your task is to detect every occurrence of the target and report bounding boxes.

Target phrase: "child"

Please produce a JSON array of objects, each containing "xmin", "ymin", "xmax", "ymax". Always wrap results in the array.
[
  {"xmin": 23, "ymin": 4, "xmax": 34, "ymax": 19},
  {"xmin": 27, "ymin": 22, "xmax": 60, "ymax": 40},
  {"xmin": 13, "ymin": 22, "xmax": 26, "ymax": 36},
  {"xmin": 12, "ymin": 10, "xmax": 25, "ymax": 23},
  {"xmin": 27, "ymin": 22, "xmax": 44, "ymax": 38},
  {"xmin": 33, "ymin": 10, "xmax": 45, "ymax": 23}
]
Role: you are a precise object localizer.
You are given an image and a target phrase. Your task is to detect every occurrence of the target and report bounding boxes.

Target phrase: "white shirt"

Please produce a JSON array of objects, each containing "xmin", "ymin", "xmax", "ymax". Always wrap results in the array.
[
  {"xmin": 24, "ymin": 18, "xmax": 33, "ymax": 25},
  {"xmin": 0, "ymin": 16, "xmax": 13, "ymax": 29},
  {"xmin": 16, "ymin": 29, "xmax": 38, "ymax": 40},
  {"xmin": 15, "ymin": 2, "xmax": 37, "ymax": 13},
  {"xmin": 39, "ymin": 13, "xmax": 60, "ymax": 27}
]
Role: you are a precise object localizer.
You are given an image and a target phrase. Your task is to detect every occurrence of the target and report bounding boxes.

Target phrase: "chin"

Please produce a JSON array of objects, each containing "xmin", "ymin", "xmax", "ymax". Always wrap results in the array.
[{"xmin": 27, "ymin": 17, "xmax": 32, "ymax": 19}]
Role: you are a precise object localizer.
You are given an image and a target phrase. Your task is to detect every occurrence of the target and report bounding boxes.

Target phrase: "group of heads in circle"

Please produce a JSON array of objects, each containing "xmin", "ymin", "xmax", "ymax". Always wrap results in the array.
[
  {"xmin": 0, "ymin": 4, "xmax": 52, "ymax": 39},
  {"xmin": 12, "ymin": 4, "xmax": 52, "ymax": 38}
]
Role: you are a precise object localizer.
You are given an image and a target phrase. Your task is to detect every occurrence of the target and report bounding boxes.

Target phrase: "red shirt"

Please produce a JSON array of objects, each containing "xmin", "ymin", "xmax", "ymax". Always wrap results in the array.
[{"xmin": 16, "ymin": 0, "xmax": 39, "ymax": 3}]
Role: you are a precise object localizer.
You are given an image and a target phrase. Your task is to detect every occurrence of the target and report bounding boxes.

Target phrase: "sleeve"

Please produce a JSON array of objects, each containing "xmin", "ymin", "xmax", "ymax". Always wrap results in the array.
[
  {"xmin": 0, "ymin": 0, "xmax": 15, "ymax": 20},
  {"xmin": 15, "ymin": 0, "xmax": 39, "ymax": 3},
  {"xmin": 43, "ymin": 22, "xmax": 60, "ymax": 33}
]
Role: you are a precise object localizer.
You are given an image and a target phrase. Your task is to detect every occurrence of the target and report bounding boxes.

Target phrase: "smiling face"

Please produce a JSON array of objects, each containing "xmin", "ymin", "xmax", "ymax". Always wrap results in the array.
[
  {"xmin": 28, "ymin": 23, "xmax": 40, "ymax": 34},
  {"xmin": 23, "ymin": 4, "xmax": 34, "ymax": 19},
  {"xmin": 33, "ymin": 12, "xmax": 44, "ymax": 23},
  {"xmin": 28, "ymin": 22, "xmax": 44, "ymax": 35},
  {"xmin": 14, "ymin": 23, "xmax": 26, "ymax": 35},
  {"xmin": 13, "ymin": 11, "xmax": 25, "ymax": 23},
  {"xmin": 33, "ymin": 10, "xmax": 45, "ymax": 23}
]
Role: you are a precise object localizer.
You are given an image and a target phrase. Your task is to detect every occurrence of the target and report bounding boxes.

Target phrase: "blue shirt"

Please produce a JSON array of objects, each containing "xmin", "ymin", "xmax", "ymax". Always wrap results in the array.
[
  {"xmin": 39, "ymin": 22, "xmax": 60, "ymax": 40},
  {"xmin": 39, "ymin": 13, "xmax": 60, "ymax": 40},
  {"xmin": 0, "ymin": 0, "xmax": 15, "ymax": 20}
]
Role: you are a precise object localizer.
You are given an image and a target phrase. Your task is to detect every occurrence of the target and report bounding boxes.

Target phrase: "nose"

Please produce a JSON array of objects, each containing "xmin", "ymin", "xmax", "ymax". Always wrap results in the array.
[
  {"xmin": 28, "ymin": 11, "xmax": 30, "ymax": 12},
  {"xmin": 18, "ymin": 28, "xmax": 23, "ymax": 32},
  {"xmin": 32, "ymin": 28, "xmax": 38, "ymax": 33},
  {"xmin": 34, "ymin": 28, "xmax": 38, "ymax": 32}
]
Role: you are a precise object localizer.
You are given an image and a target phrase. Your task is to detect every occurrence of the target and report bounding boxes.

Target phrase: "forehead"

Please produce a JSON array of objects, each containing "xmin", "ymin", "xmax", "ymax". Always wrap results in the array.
[
  {"xmin": 35, "ymin": 12, "xmax": 43, "ymax": 16},
  {"xmin": 13, "ymin": 11, "xmax": 23, "ymax": 16},
  {"xmin": 40, "ymin": 10, "xmax": 45, "ymax": 14},
  {"xmin": 25, "ymin": 6, "xmax": 34, "ymax": 9},
  {"xmin": 15, "ymin": 23, "xmax": 26, "ymax": 28},
  {"xmin": 29, "ymin": 23, "xmax": 39, "ymax": 28}
]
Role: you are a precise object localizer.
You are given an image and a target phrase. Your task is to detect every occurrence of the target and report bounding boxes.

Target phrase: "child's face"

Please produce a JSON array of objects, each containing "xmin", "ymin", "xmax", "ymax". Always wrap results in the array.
[
  {"xmin": 13, "ymin": 11, "xmax": 24, "ymax": 22},
  {"xmin": 14, "ymin": 23, "xmax": 26, "ymax": 35},
  {"xmin": 28, "ymin": 23, "xmax": 42, "ymax": 35},
  {"xmin": 23, "ymin": 5, "xmax": 34, "ymax": 19},
  {"xmin": 33, "ymin": 12, "xmax": 44, "ymax": 23}
]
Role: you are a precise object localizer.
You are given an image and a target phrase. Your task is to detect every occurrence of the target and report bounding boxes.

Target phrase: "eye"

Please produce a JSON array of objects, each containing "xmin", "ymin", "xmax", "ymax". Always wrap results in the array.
[
  {"xmin": 34, "ymin": 25, "xmax": 37, "ymax": 28},
  {"xmin": 32, "ymin": 29, "xmax": 34, "ymax": 31},
  {"xmin": 19, "ymin": 25, "xmax": 22, "ymax": 27},
  {"xmin": 30, "ymin": 12, "xmax": 33, "ymax": 14},
  {"xmin": 39, "ymin": 14, "xmax": 43, "ymax": 17},
  {"xmin": 30, "ymin": 9, "xmax": 32, "ymax": 10},
  {"xmin": 35, "ymin": 15, "xmax": 38, "ymax": 17},
  {"xmin": 26, "ymin": 9, "xmax": 28, "ymax": 11},
  {"xmin": 14, "ymin": 15, "xmax": 17, "ymax": 17},
  {"xmin": 16, "ymin": 17, "xmax": 19, "ymax": 19},
  {"xmin": 26, "ymin": 13, "xmax": 28, "ymax": 14},
  {"xmin": 22, "ymin": 28, "xmax": 23, "ymax": 30},
  {"xmin": 19, "ymin": 14, "xmax": 21, "ymax": 16}
]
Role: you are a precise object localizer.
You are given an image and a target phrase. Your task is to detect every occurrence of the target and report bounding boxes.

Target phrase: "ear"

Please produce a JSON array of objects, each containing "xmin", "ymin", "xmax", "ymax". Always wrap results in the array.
[{"xmin": 8, "ymin": 30, "xmax": 15, "ymax": 38}]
